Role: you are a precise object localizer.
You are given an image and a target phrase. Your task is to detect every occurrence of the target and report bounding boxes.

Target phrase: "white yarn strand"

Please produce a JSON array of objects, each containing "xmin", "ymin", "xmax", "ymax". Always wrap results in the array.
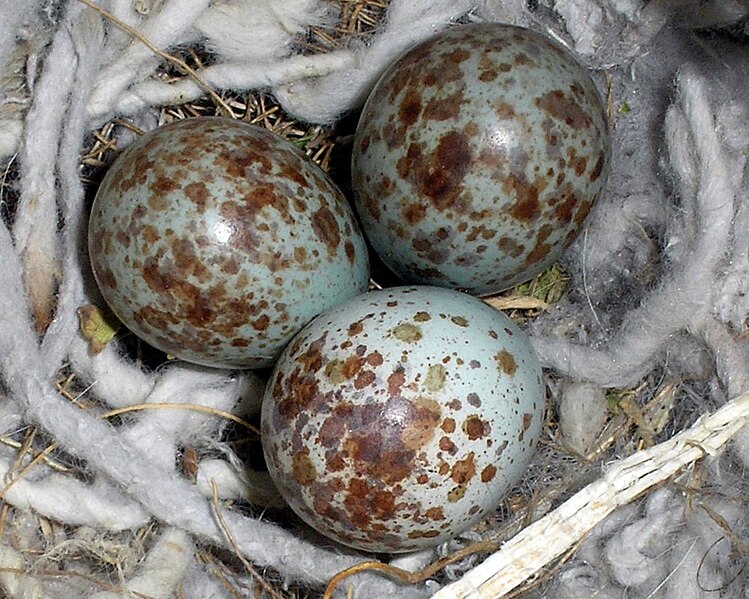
[
  {"xmin": 274, "ymin": 0, "xmax": 477, "ymax": 122},
  {"xmin": 12, "ymin": 4, "xmax": 81, "ymax": 337},
  {"xmin": 87, "ymin": 0, "xmax": 213, "ymax": 123},
  {"xmin": 39, "ymin": 5, "xmax": 106, "ymax": 377},
  {"xmin": 0, "ymin": 459, "xmax": 149, "ymax": 531},
  {"xmin": 530, "ymin": 70, "xmax": 737, "ymax": 387},
  {"xmin": 433, "ymin": 391, "xmax": 749, "ymax": 599}
]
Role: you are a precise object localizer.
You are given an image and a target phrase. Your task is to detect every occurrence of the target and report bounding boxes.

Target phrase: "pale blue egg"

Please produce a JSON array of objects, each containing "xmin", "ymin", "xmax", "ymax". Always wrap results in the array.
[
  {"xmin": 89, "ymin": 117, "xmax": 370, "ymax": 368},
  {"xmin": 352, "ymin": 23, "xmax": 610, "ymax": 295},
  {"xmin": 261, "ymin": 286, "xmax": 544, "ymax": 552}
]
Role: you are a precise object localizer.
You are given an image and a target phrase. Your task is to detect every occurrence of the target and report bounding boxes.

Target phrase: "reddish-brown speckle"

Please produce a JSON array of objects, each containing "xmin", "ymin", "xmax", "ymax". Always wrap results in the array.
[
  {"xmin": 292, "ymin": 450, "xmax": 317, "ymax": 486},
  {"xmin": 481, "ymin": 465, "xmax": 497, "ymax": 483},
  {"xmin": 536, "ymin": 89, "xmax": 593, "ymax": 130},
  {"xmin": 495, "ymin": 350, "xmax": 517, "ymax": 375}
]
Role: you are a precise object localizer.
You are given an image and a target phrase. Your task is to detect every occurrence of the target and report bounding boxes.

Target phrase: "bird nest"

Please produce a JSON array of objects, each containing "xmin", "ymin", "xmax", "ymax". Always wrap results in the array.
[{"xmin": 1, "ymin": 1, "xmax": 748, "ymax": 598}]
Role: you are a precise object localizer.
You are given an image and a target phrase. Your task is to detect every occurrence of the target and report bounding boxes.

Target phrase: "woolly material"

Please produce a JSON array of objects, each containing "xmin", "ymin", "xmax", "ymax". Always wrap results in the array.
[{"xmin": 0, "ymin": 1, "xmax": 748, "ymax": 598}]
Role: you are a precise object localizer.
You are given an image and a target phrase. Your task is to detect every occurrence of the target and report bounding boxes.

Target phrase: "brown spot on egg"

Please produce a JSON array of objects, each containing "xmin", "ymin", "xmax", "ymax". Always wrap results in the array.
[
  {"xmin": 150, "ymin": 175, "xmax": 179, "ymax": 198},
  {"xmin": 251, "ymin": 314, "xmax": 270, "ymax": 331},
  {"xmin": 387, "ymin": 367, "xmax": 406, "ymax": 396},
  {"xmin": 184, "ymin": 181, "xmax": 209, "ymax": 212},
  {"xmin": 425, "ymin": 507, "xmax": 445, "ymax": 521},
  {"xmin": 423, "ymin": 89, "xmax": 463, "ymax": 121},
  {"xmin": 447, "ymin": 398, "xmax": 462, "ymax": 411},
  {"xmin": 463, "ymin": 415, "xmax": 490, "ymax": 440},
  {"xmin": 498, "ymin": 236, "xmax": 525, "ymax": 258},
  {"xmin": 554, "ymin": 186, "xmax": 578, "ymax": 224},
  {"xmin": 310, "ymin": 206, "xmax": 340, "ymax": 255},
  {"xmin": 494, "ymin": 101, "xmax": 516, "ymax": 119},
  {"xmin": 141, "ymin": 224, "xmax": 159, "ymax": 244},
  {"xmin": 524, "ymin": 224, "xmax": 554, "ymax": 266},
  {"xmin": 391, "ymin": 322, "xmax": 422, "ymax": 343},
  {"xmin": 344, "ymin": 241, "xmax": 356, "ymax": 264},
  {"xmin": 403, "ymin": 203, "xmax": 427, "ymax": 224},
  {"xmin": 447, "ymin": 47, "xmax": 470, "ymax": 63},
  {"xmin": 536, "ymin": 89, "xmax": 593, "ymax": 130},
  {"xmin": 292, "ymin": 450, "xmax": 317, "ymax": 486},
  {"xmin": 354, "ymin": 370, "xmax": 376, "ymax": 389},
  {"xmin": 439, "ymin": 436, "xmax": 458, "ymax": 455},
  {"xmin": 451, "ymin": 452, "xmax": 476, "ymax": 484},
  {"xmin": 450, "ymin": 315, "xmax": 469, "ymax": 327},
  {"xmin": 347, "ymin": 321, "xmax": 364, "ymax": 336},
  {"xmin": 399, "ymin": 90, "xmax": 422, "ymax": 126},
  {"xmin": 505, "ymin": 174, "xmax": 541, "ymax": 222},
  {"xmin": 318, "ymin": 416, "xmax": 347, "ymax": 449},
  {"xmin": 495, "ymin": 350, "xmax": 517, "ymax": 375},
  {"xmin": 408, "ymin": 529, "xmax": 440, "ymax": 539},
  {"xmin": 401, "ymin": 396, "xmax": 442, "ymax": 450},
  {"xmin": 397, "ymin": 131, "xmax": 472, "ymax": 213},
  {"xmin": 519, "ymin": 412, "xmax": 534, "ymax": 442},
  {"xmin": 481, "ymin": 464, "xmax": 497, "ymax": 483},
  {"xmin": 447, "ymin": 484, "xmax": 466, "ymax": 503},
  {"xmin": 467, "ymin": 393, "xmax": 481, "ymax": 407},
  {"xmin": 424, "ymin": 364, "xmax": 446, "ymax": 391},
  {"xmin": 590, "ymin": 154, "xmax": 605, "ymax": 181},
  {"xmin": 441, "ymin": 418, "xmax": 456, "ymax": 433}
]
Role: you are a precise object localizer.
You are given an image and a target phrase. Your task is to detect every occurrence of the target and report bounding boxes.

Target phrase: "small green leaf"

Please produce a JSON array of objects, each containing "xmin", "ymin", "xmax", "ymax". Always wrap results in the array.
[{"xmin": 77, "ymin": 305, "xmax": 119, "ymax": 354}]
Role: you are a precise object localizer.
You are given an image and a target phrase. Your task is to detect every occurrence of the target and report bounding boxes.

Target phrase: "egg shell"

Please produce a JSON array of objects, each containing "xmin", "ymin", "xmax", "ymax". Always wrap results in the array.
[
  {"xmin": 352, "ymin": 23, "xmax": 610, "ymax": 295},
  {"xmin": 88, "ymin": 117, "xmax": 370, "ymax": 369},
  {"xmin": 261, "ymin": 286, "xmax": 544, "ymax": 553}
]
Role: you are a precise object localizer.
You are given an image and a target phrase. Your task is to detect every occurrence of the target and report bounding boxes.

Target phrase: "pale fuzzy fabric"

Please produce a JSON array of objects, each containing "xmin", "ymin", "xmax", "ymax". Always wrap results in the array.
[{"xmin": 0, "ymin": 1, "xmax": 747, "ymax": 598}]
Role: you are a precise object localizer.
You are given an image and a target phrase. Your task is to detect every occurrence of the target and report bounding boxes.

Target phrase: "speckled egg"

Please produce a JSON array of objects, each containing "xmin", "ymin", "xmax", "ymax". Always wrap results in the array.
[
  {"xmin": 261, "ymin": 286, "xmax": 544, "ymax": 553},
  {"xmin": 89, "ymin": 117, "xmax": 370, "ymax": 369},
  {"xmin": 352, "ymin": 23, "xmax": 610, "ymax": 295}
]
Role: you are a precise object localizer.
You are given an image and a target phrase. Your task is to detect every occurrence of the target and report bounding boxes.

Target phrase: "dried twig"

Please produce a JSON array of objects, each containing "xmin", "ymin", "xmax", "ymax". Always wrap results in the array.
[
  {"xmin": 101, "ymin": 403, "xmax": 260, "ymax": 436},
  {"xmin": 433, "ymin": 392, "xmax": 749, "ymax": 598},
  {"xmin": 209, "ymin": 480, "xmax": 286, "ymax": 599},
  {"xmin": 323, "ymin": 540, "xmax": 500, "ymax": 599},
  {"xmin": 76, "ymin": 0, "xmax": 234, "ymax": 117},
  {"xmin": 0, "ymin": 442, "xmax": 58, "ymax": 500}
]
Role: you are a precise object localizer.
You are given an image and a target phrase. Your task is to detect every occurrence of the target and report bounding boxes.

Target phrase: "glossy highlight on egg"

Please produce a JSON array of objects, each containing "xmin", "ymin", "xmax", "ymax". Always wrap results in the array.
[
  {"xmin": 352, "ymin": 23, "xmax": 610, "ymax": 295},
  {"xmin": 261, "ymin": 286, "xmax": 544, "ymax": 553},
  {"xmin": 88, "ymin": 117, "xmax": 370, "ymax": 368}
]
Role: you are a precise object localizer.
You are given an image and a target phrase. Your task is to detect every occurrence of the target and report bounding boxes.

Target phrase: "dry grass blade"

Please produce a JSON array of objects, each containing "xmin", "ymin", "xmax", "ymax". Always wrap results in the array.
[
  {"xmin": 0, "ymin": 435, "xmax": 69, "ymax": 472},
  {"xmin": 0, "ymin": 442, "xmax": 58, "ymax": 500},
  {"xmin": 76, "ymin": 0, "xmax": 234, "ymax": 117},
  {"xmin": 322, "ymin": 540, "xmax": 500, "ymax": 598},
  {"xmin": 197, "ymin": 551, "xmax": 246, "ymax": 599},
  {"xmin": 483, "ymin": 295, "xmax": 549, "ymax": 312},
  {"xmin": 101, "ymin": 403, "xmax": 261, "ymax": 436},
  {"xmin": 210, "ymin": 480, "xmax": 286, "ymax": 599}
]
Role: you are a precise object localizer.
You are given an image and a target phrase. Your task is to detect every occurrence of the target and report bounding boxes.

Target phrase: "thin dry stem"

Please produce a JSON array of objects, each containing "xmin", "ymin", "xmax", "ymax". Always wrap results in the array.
[
  {"xmin": 197, "ymin": 550, "xmax": 246, "ymax": 599},
  {"xmin": 0, "ymin": 443, "xmax": 58, "ymax": 500},
  {"xmin": 101, "ymin": 403, "xmax": 261, "ymax": 436},
  {"xmin": 322, "ymin": 539, "xmax": 500, "ymax": 599},
  {"xmin": 209, "ymin": 480, "xmax": 285, "ymax": 599},
  {"xmin": 0, "ymin": 435, "xmax": 72, "ymax": 472},
  {"xmin": 76, "ymin": 0, "xmax": 234, "ymax": 117}
]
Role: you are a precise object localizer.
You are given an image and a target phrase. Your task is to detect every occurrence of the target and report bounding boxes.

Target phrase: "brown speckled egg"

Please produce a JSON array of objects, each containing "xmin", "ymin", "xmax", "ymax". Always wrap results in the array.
[
  {"xmin": 88, "ymin": 117, "xmax": 369, "ymax": 369},
  {"xmin": 261, "ymin": 286, "xmax": 544, "ymax": 553},
  {"xmin": 352, "ymin": 23, "xmax": 610, "ymax": 295}
]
